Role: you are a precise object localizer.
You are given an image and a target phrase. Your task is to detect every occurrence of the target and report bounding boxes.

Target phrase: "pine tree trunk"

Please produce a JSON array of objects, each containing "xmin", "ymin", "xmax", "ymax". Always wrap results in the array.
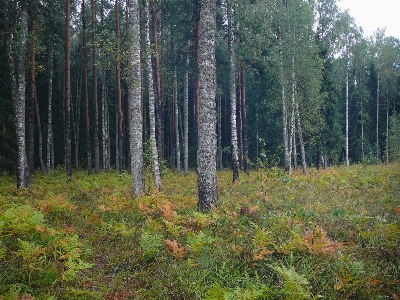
[
  {"xmin": 376, "ymin": 72, "xmax": 380, "ymax": 159},
  {"xmin": 194, "ymin": 0, "xmax": 200, "ymax": 132},
  {"xmin": 144, "ymin": 0, "xmax": 161, "ymax": 191},
  {"xmin": 35, "ymin": 87, "xmax": 45, "ymax": 173},
  {"xmin": 65, "ymin": 0, "xmax": 72, "ymax": 179},
  {"xmin": 8, "ymin": 3, "xmax": 30, "ymax": 188},
  {"xmin": 228, "ymin": 3, "xmax": 239, "ymax": 182},
  {"xmin": 47, "ymin": 35, "xmax": 54, "ymax": 172},
  {"xmin": 82, "ymin": 0, "xmax": 92, "ymax": 175},
  {"xmin": 174, "ymin": 67, "xmax": 180, "ymax": 172},
  {"xmin": 295, "ymin": 95, "xmax": 307, "ymax": 175},
  {"xmin": 128, "ymin": 0, "xmax": 144, "ymax": 196},
  {"xmin": 116, "ymin": 0, "xmax": 124, "ymax": 173},
  {"xmin": 72, "ymin": 71, "xmax": 81, "ymax": 170},
  {"xmin": 197, "ymin": 0, "xmax": 218, "ymax": 211},
  {"xmin": 28, "ymin": 24, "xmax": 35, "ymax": 176},
  {"xmin": 217, "ymin": 93, "xmax": 222, "ymax": 170},
  {"xmin": 184, "ymin": 55, "xmax": 189, "ymax": 176},
  {"xmin": 240, "ymin": 67, "xmax": 249, "ymax": 174},
  {"xmin": 345, "ymin": 64, "xmax": 349, "ymax": 166},
  {"xmin": 152, "ymin": 2, "xmax": 164, "ymax": 161},
  {"xmin": 91, "ymin": 0, "xmax": 99, "ymax": 174}
]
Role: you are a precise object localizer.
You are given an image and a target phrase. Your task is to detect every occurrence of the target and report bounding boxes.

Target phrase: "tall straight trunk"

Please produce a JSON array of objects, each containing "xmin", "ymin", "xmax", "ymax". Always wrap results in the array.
[
  {"xmin": 197, "ymin": 0, "xmax": 218, "ymax": 211},
  {"xmin": 228, "ymin": 3, "xmax": 239, "ymax": 182},
  {"xmin": 82, "ymin": 0, "xmax": 92, "ymax": 175},
  {"xmin": 278, "ymin": 25, "xmax": 289, "ymax": 173},
  {"xmin": 240, "ymin": 66, "xmax": 249, "ymax": 174},
  {"xmin": 128, "ymin": 0, "xmax": 144, "ymax": 196},
  {"xmin": 144, "ymin": 0, "xmax": 161, "ymax": 191},
  {"xmin": 8, "ymin": 3, "xmax": 30, "ymax": 188},
  {"xmin": 184, "ymin": 55, "xmax": 189, "ymax": 176},
  {"xmin": 72, "ymin": 70, "xmax": 81, "ymax": 170},
  {"xmin": 361, "ymin": 95, "xmax": 364, "ymax": 161},
  {"xmin": 217, "ymin": 93, "xmax": 222, "ymax": 170},
  {"xmin": 194, "ymin": 0, "xmax": 200, "ymax": 131},
  {"xmin": 376, "ymin": 72, "xmax": 380, "ymax": 159},
  {"xmin": 102, "ymin": 70, "xmax": 110, "ymax": 172},
  {"xmin": 35, "ymin": 88, "xmax": 45, "ymax": 173},
  {"xmin": 152, "ymin": 2, "xmax": 164, "ymax": 161},
  {"xmin": 91, "ymin": 0, "xmax": 99, "ymax": 174},
  {"xmin": 174, "ymin": 67, "xmax": 180, "ymax": 172},
  {"xmin": 116, "ymin": 0, "xmax": 124, "ymax": 172},
  {"xmin": 288, "ymin": 52, "xmax": 295, "ymax": 176},
  {"xmin": 65, "ymin": 0, "xmax": 72, "ymax": 179},
  {"xmin": 28, "ymin": 23, "xmax": 35, "ymax": 176},
  {"xmin": 295, "ymin": 95, "xmax": 307, "ymax": 175},
  {"xmin": 47, "ymin": 34, "xmax": 54, "ymax": 172},
  {"xmin": 386, "ymin": 93, "xmax": 389, "ymax": 163},
  {"xmin": 238, "ymin": 71, "xmax": 243, "ymax": 169},
  {"xmin": 345, "ymin": 63, "xmax": 349, "ymax": 166}
]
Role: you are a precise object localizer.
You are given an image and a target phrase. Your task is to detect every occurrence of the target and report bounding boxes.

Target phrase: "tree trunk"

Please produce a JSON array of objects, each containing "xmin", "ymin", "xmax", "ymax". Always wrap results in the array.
[
  {"xmin": 174, "ymin": 67, "xmax": 180, "ymax": 172},
  {"xmin": 144, "ymin": 0, "xmax": 162, "ymax": 192},
  {"xmin": 376, "ymin": 72, "xmax": 380, "ymax": 159},
  {"xmin": 65, "ymin": 0, "xmax": 72, "ymax": 179},
  {"xmin": 7, "ymin": 3, "xmax": 30, "ymax": 188},
  {"xmin": 47, "ymin": 34, "xmax": 54, "ymax": 172},
  {"xmin": 82, "ymin": 0, "xmax": 92, "ymax": 175},
  {"xmin": 194, "ymin": 0, "xmax": 200, "ymax": 132},
  {"xmin": 91, "ymin": 0, "xmax": 99, "ymax": 174},
  {"xmin": 72, "ymin": 70, "xmax": 81, "ymax": 170},
  {"xmin": 278, "ymin": 25, "xmax": 290, "ymax": 173},
  {"xmin": 152, "ymin": 2, "xmax": 164, "ymax": 161},
  {"xmin": 228, "ymin": 3, "xmax": 239, "ymax": 182},
  {"xmin": 295, "ymin": 95, "xmax": 307, "ymax": 175},
  {"xmin": 128, "ymin": 0, "xmax": 144, "ymax": 196},
  {"xmin": 116, "ymin": 0, "xmax": 124, "ymax": 173},
  {"xmin": 197, "ymin": 0, "xmax": 218, "ymax": 211},
  {"xmin": 240, "ymin": 66, "xmax": 249, "ymax": 174},
  {"xmin": 184, "ymin": 55, "xmax": 189, "ymax": 176},
  {"xmin": 345, "ymin": 63, "xmax": 349, "ymax": 166},
  {"xmin": 35, "ymin": 86, "xmax": 45, "ymax": 173},
  {"xmin": 217, "ymin": 93, "xmax": 222, "ymax": 170},
  {"xmin": 28, "ymin": 22, "xmax": 35, "ymax": 176}
]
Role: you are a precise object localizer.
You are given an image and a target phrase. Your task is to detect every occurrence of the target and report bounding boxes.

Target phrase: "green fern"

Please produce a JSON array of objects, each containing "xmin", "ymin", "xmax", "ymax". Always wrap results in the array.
[{"xmin": 271, "ymin": 264, "xmax": 310, "ymax": 300}]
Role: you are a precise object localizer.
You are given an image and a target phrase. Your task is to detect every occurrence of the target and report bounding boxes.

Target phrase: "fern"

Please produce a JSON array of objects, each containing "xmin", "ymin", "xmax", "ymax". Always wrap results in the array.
[
  {"xmin": 140, "ymin": 230, "xmax": 163, "ymax": 259},
  {"xmin": 271, "ymin": 264, "xmax": 310, "ymax": 300}
]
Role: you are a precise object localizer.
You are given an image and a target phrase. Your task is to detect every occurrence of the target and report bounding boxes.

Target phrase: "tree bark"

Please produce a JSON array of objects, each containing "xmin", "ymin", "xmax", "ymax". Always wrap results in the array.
[
  {"xmin": 65, "ymin": 0, "xmax": 72, "ymax": 179},
  {"xmin": 197, "ymin": 0, "xmax": 218, "ymax": 211},
  {"xmin": 35, "ymin": 86, "xmax": 45, "ymax": 173},
  {"xmin": 7, "ymin": 3, "xmax": 30, "ymax": 188},
  {"xmin": 28, "ymin": 21, "xmax": 36, "ymax": 176},
  {"xmin": 184, "ymin": 55, "xmax": 189, "ymax": 176},
  {"xmin": 376, "ymin": 72, "xmax": 380, "ymax": 159},
  {"xmin": 228, "ymin": 3, "xmax": 239, "ymax": 182},
  {"xmin": 345, "ymin": 63, "xmax": 349, "ymax": 166},
  {"xmin": 240, "ymin": 66, "xmax": 249, "ymax": 174},
  {"xmin": 91, "ymin": 0, "xmax": 99, "ymax": 174},
  {"xmin": 174, "ymin": 66, "xmax": 180, "ymax": 172},
  {"xmin": 144, "ymin": 0, "xmax": 162, "ymax": 192},
  {"xmin": 47, "ymin": 32, "xmax": 54, "ymax": 172},
  {"xmin": 82, "ymin": 0, "xmax": 92, "ymax": 175},
  {"xmin": 128, "ymin": 0, "xmax": 144, "ymax": 196},
  {"xmin": 116, "ymin": 0, "xmax": 124, "ymax": 172}
]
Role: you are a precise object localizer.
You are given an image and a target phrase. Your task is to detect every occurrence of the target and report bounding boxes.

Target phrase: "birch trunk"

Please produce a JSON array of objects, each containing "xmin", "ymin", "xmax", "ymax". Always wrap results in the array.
[
  {"xmin": 197, "ymin": 0, "xmax": 218, "ymax": 211},
  {"xmin": 228, "ymin": 3, "xmax": 239, "ymax": 182},
  {"xmin": 128, "ymin": 0, "xmax": 144, "ymax": 196},
  {"xmin": 144, "ymin": 0, "xmax": 161, "ymax": 191},
  {"xmin": 295, "ymin": 95, "xmax": 307, "ymax": 175}
]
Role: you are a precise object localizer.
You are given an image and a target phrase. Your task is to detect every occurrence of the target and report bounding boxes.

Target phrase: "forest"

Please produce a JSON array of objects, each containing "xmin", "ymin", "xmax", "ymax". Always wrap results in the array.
[{"xmin": 0, "ymin": 0, "xmax": 399, "ymax": 298}]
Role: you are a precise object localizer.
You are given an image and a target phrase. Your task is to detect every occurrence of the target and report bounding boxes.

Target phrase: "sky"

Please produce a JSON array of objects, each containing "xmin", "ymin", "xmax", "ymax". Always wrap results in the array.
[{"xmin": 336, "ymin": 0, "xmax": 400, "ymax": 39}]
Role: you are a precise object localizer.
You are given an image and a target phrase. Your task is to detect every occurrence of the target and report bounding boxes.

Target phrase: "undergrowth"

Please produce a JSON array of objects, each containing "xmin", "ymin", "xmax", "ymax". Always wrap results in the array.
[{"xmin": 0, "ymin": 164, "xmax": 399, "ymax": 299}]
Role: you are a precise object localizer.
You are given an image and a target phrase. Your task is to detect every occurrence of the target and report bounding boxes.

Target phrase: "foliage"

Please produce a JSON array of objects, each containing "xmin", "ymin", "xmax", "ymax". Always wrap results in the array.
[{"xmin": 0, "ymin": 165, "xmax": 399, "ymax": 298}]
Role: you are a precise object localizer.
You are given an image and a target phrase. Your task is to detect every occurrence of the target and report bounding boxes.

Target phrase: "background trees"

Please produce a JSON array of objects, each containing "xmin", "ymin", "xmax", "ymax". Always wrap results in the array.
[{"xmin": 0, "ymin": 0, "xmax": 399, "ymax": 187}]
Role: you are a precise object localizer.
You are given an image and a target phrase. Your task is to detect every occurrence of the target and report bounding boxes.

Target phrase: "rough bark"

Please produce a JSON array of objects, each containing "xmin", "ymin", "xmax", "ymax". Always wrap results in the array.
[
  {"xmin": 376, "ymin": 72, "xmax": 380, "ymax": 159},
  {"xmin": 65, "ymin": 0, "xmax": 72, "ymax": 179},
  {"xmin": 47, "ymin": 27, "xmax": 54, "ymax": 172},
  {"xmin": 197, "ymin": 0, "xmax": 218, "ymax": 211},
  {"xmin": 35, "ymin": 86, "xmax": 45, "ymax": 173},
  {"xmin": 28, "ymin": 22, "xmax": 35, "ymax": 176},
  {"xmin": 144, "ymin": 0, "xmax": 162, "ymax": 192},
  {"xmin": 82, "ymin": 0, "xmax": 92, "ymax": 175},
  {"xmin": 152, "ymin": 2, "xmax": 164, "ymax": 161},
  {"xmin": 345, "ymin": 63, "xmax": 349, "ymax": 166},
  {"xmin": 184, "ymin": 55, "xmax": 189, "ymax": 176},
  {"xmin": 295, "ymin": 95, "xmax": 307, "ymax": 175},
  {"xmin": 91, "ymin": 0, "xmax": 99, "ymax": 174},
  {"xmin": 228, "ymin": 3, "xmax": 239, "ymax": 182},
  {"xmin": 240, "ymin": 67, "xmax": 249, "ymax": 174},
  {"xmin": 174, "ymin": 67, "xmax": 180, "ymax": 172},
  {"xmin": 116, "ymin": 0, "xmax": 124, "ymax": 172},
  {"xmin": 128, "ymin": 0, "xmax": 144, "ymax": 196},
  {"xmin": 8, "ymin": 3, "xmax": 30, "ymax": 188}
]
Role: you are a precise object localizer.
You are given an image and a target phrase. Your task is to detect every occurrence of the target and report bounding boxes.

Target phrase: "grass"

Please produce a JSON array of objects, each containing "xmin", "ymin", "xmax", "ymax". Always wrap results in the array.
[{"xmin": 0, "ymin": 164, "xmax": 399, "ymax": 299}]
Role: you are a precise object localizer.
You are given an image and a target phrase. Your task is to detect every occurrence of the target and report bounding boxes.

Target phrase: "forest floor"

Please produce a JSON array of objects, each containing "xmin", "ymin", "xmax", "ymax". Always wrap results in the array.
[{"xmin": 0, "ymin": 164, "xmax": 399, "ymax": 299}]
